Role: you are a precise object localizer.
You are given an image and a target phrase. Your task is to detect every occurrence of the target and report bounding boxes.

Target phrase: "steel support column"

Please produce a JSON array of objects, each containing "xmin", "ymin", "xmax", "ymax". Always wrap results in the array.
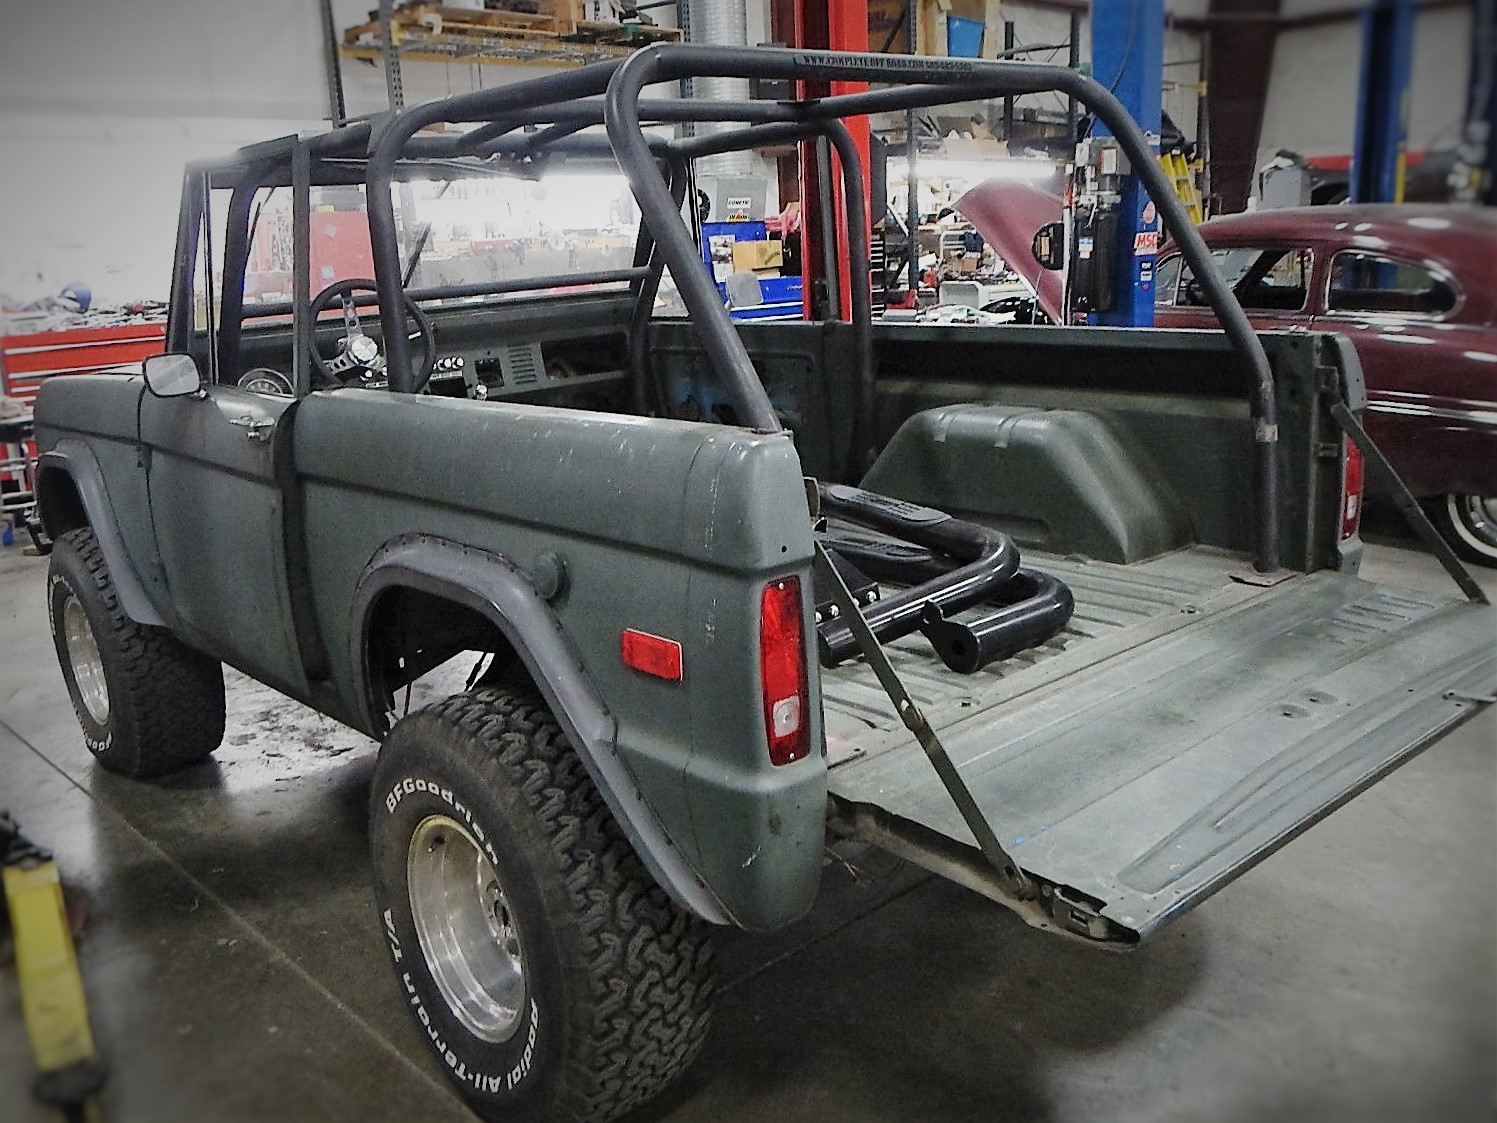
[
  {"xmin": 1454, "ymin": 0, "xmax": 1494, "ymax": 204},
  {"xmin": 1203, "ymin": 0, "xmax": 1280, "ymax": 215},
  {"xmin": 1092, "ymin": 0, "xmax": 1165, "ymax": 326},
  {"xmin": 1351, "ymin": 0, "xmax": 1415, "ymax": 202}
]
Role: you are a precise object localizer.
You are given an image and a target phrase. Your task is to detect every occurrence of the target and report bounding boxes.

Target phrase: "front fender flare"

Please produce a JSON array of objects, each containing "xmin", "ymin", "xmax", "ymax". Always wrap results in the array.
[
  {"xmin": 36, "ymin": 440, "xmax": 166, "ymax": 628},
  {"xmin": 350, "ymin": 534, "xmax": 734, "ymax": 926}
]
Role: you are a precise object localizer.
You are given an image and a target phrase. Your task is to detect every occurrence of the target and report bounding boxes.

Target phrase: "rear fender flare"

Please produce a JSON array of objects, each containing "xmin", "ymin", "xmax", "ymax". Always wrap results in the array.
[
  {"xmin": 350, "ymin": 533, "xmax": 733, "ymax": 926},
  {"xmin": 36, "ymin": 441, "xmax": 166, "ymax": 628}
]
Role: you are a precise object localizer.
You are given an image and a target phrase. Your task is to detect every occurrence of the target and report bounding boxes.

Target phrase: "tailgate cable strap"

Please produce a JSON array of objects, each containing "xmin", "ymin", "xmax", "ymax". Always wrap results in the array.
[
  {"xmin": 1332, "ymin": 402, "xmax": 1489, "ymax": 606},
  {"xmin": 2, "ymin": 810, "xmax": 109, "ymax": 1115},
  {"xmin": 814, "ymin": 541, "xmax": 1037, "ymax": 901}
]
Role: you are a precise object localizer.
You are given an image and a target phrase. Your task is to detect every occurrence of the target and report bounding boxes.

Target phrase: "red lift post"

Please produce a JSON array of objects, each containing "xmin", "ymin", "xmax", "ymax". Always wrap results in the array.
[{"xmin": 781, "ymin": 0, "xmax": 872, "ymax": 321}]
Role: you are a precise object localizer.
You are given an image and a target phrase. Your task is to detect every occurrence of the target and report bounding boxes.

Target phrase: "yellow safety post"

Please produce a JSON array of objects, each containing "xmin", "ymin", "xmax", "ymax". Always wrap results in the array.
[{"xmin": 2, "ymin": 814, "xmax": 107, "ymax": 1115}]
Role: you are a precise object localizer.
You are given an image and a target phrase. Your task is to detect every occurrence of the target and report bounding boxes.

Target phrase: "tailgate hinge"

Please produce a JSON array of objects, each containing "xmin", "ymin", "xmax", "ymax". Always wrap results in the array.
[
  {"xmin": 1443, "ymin": 689, "xmax": 1497, "ymax": 706},
  {"xmin": 1049, "ymin": 886, "xmax": 1115, "ymax": 941}
]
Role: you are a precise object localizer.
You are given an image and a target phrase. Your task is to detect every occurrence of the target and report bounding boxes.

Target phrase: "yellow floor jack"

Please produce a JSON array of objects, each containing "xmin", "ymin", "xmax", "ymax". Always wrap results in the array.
[{"xmin": 1, "ymin": 812, "xmax": 106, "ymax": 1122}]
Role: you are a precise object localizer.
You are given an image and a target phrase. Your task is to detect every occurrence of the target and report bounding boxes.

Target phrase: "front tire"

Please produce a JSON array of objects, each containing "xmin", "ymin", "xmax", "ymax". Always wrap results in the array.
[
  {"xmin": 371, "ymin": 686, "xmax": 715, "ymax": 1123},
  {"xmin": 1428, "ymin": 494, "xmax": 1497, "ymax": 568},
  {"xmin": 47, "ymin": 527, "xmax": 226, "ymax": 777}
]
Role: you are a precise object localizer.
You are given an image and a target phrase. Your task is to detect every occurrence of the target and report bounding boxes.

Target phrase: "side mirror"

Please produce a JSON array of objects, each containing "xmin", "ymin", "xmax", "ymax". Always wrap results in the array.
[
  {"xmin": 1031, "ymin": 222, "xmax": 1066, "ymax": 271},
  {"xmin": 143, "ymin": 353, "xmax": 203, "ymax": 398}
]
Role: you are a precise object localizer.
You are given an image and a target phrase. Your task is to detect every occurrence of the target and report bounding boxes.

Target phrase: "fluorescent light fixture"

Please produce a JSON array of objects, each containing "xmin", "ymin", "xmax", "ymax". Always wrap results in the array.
[{"xmin": 916, "ymin": 157, "xmax": 1058, "ymax": 181}]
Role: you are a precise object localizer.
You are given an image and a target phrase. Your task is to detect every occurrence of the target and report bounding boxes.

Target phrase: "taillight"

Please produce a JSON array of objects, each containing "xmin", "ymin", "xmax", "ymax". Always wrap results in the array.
[
  {"xmin": 1341, "ymin": 437, "xmax": 1364, "ymax": 540},
  {"xmin": 760, "ymin": 577, "xmax": 809, "ymax": 766}
]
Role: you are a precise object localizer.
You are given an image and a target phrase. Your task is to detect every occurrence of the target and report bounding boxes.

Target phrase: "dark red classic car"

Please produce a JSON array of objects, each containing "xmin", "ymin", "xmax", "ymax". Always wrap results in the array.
[
  {"xmin": 958, "ymin": 186, "xmax": 1497, "ymax": 566},
  {"xmin": 1153, "ymin": 205, "xmax": 1497, "ymax": 565}
]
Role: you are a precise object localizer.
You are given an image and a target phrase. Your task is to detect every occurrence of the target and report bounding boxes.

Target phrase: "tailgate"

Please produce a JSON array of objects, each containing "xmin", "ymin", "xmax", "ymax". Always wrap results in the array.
[{"xmin": 826, "ymin": 570, "xmax": 1495, "ymax": 943}]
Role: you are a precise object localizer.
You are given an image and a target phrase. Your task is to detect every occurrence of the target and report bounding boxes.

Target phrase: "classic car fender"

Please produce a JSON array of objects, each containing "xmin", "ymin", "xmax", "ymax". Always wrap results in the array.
[
  {"xmin": 35, "ymin": 440, "xmax": 167, "ymax": 628},
  {"xmin": 349, "ymin": 533, "xmax": 735, "ymax": 926}
]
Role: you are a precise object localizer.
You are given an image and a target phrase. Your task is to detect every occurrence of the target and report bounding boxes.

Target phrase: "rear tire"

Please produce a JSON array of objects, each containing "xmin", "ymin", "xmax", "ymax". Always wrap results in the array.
[
  {"xmin": 371, "ymin": 685, "xmax": 715, "ymax": 1123},
  {"xmin": 1428, "ymin": 494, "xmax": 1497, "ymax": 568},
  {"xmin": 47, "ymin": 527, "xmax": 225, "ymax": 777}
]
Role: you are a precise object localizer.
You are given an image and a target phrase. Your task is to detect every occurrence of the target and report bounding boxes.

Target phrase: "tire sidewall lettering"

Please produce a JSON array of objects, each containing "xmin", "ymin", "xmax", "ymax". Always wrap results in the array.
[
  {"xmin": 376, "ymin": 767, "xmax": 549, "ymax": 1101},
  {"xmin": 385, "ymin": 773, "xmax": 499, "ymax": 868}
]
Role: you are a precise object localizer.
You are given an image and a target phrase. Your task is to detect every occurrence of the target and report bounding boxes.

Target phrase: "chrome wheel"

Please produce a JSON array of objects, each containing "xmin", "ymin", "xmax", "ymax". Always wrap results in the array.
[
  {"xmin": 407, "ymin": 814, "xmax": 527, "ymax": 1043},
  {"xmin": 63, "ymin": 594, "xmax": 109, "ymax": 725},
  {"xmin": 1448, "ymin": 494, "xmax": 1497, "ymax": 555}
]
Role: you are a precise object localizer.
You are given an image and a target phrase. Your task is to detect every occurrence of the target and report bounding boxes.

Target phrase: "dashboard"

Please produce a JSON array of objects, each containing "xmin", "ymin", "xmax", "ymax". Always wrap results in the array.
[{"xmin": 424, "ymin": 335, "xmax": 629, "ymax": 404}]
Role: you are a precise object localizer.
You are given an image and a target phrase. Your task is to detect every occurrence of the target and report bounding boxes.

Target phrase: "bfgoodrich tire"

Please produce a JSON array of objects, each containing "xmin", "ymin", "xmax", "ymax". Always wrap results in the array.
[
  {"xmin": 47, "ymin": 527, "xmax": 225, "ymax": 777},
  {"xmin": 371, "ymin": 686, "xmax": 715, "ymax": 1123},
  {"xmin": 1428, "ymin": 494, "xmax": 1497, "ymax": 568}
]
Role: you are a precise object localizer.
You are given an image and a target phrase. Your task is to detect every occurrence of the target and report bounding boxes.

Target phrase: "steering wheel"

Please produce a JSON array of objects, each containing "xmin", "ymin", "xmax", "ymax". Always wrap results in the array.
[{"xmin": 308, "ymin": 278, "xmax": 438, "ymax": 391}]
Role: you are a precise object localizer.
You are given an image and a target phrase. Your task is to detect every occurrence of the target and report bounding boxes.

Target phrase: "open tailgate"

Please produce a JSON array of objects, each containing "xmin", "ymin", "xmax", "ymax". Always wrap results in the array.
[{"xmin": 826, "ymin": 570, "xmax": 1495, "ymax": 943}]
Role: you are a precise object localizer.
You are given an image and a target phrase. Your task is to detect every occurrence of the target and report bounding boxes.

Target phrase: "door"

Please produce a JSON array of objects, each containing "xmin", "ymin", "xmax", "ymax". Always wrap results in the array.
[
  {"xmin": 140, "ymin": 386, "xmax": 308, "ymax": 696},
  {"xmin": 138, "ymin": 165, "xmax": 310, "ymax": 695}
]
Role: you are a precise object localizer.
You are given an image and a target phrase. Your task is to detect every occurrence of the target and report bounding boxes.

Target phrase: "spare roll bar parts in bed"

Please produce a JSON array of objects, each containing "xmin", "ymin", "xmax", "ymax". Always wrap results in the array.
[
  {"xmin": 813, "ymin": 484, "xmax": 1075, "ymax": 673},
  {"xmin": 816, "ymin": 484, "xmax": 1018, "ymax": 665},
  {"xmin": 921, "ymin": 570, "xmax": 1075, "ymax": 674},
  {"xmin": 357, "ymin": 43, "xmax": 1282, "ymax": 574}
]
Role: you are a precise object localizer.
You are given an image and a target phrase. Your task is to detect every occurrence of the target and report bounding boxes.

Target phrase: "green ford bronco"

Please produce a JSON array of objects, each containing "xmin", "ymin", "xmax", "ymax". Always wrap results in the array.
[{"xmin": 30, "ymin": 45, "xmax": 1496, "ymax": 1123}]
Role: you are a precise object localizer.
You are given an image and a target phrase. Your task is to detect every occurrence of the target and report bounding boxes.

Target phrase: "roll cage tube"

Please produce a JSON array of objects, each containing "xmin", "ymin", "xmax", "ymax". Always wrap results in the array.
[
  {"xmin": 603, "ymin": 44, "xmax": 1280, "ymax": 574},
  {"xmin": 628, "ymin": 159, "xmax": 690, "ymax": 416},
  {"xmin": 359, "ymin": 45, "xmax": 1279, "ymax": 573},
  {"xmin": 671, "ymin": 116, "xmax": 874, "ymax": 469},
  {"xmin": 365, "ymin": 60, "xmax": 629, "ymax": 400}
]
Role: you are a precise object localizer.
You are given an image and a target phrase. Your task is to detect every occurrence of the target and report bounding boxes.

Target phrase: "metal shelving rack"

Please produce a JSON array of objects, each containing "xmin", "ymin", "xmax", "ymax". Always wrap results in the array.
[{"xmin": 341, "ymin": 1, "xmax": 682, "ymax": 93}]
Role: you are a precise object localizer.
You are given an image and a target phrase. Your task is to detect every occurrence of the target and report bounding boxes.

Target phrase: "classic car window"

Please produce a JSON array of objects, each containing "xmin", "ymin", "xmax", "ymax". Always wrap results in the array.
[
  {"xmin": 1154, "ymin": 254, "xmax": 1183, "ymax": 305},
  {"xmin": 1177, "ymin": 247, "xmax": 1311, "ymax": 312},
  {"xmin": 1326, "ymin": 251, "xmax": 1457, "ymax": 317}
]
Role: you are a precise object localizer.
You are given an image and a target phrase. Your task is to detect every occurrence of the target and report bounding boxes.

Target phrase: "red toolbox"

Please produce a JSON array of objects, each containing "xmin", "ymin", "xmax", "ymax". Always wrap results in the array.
[{"xmin": 1, "ymin": 322, "xmax": 166, "ymax": 506}]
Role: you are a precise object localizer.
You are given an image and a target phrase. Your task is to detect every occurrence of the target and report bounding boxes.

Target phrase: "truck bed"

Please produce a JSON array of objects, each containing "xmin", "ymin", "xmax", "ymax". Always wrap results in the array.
[{"xmin": 822, "ymin": 546, "xmax": 1496, "ymax": 941}]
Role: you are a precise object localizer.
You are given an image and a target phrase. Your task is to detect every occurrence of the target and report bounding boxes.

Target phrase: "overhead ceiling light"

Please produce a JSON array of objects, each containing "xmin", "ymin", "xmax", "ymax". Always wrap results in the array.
[{"xmin": 917, "ymin": 157, "xmax": 1058, "ymax": 181}]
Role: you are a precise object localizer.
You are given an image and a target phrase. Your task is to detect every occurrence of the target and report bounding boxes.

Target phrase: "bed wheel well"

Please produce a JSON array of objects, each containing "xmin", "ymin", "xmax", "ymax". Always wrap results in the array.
[{"xmin": 362, "ymin": 584, "xmax": 525, "ymax": 732}]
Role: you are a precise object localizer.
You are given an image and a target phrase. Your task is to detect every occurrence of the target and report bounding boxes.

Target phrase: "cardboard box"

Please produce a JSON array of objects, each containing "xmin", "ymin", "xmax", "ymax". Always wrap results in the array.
[
  {"xmin": 732, "ymin": 239, "xmax": 783, "ymax": 272},
  {"xmin": 868, "ymin": 0, "xmax": 910, "ymax": 53},
  {"xmin": 941, "ymin": 136, "xmax": 1010, "ymax": 160}
]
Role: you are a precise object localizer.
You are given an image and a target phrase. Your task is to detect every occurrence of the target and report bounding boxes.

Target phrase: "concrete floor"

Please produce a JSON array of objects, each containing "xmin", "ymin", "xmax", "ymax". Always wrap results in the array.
[{"xmin": 1, "ymin": 529, "xmax": 1493, "ymax": 1123}]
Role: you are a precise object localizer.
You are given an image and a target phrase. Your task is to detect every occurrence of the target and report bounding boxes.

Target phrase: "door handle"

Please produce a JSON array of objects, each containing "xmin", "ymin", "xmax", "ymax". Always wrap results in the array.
[{"xmin": 230, "ymin": 415, "xmax": 276, "ymax": 443}]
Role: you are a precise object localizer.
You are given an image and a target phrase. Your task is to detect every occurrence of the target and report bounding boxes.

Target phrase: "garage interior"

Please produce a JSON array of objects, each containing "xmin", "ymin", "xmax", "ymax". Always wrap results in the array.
[{"xmin": 2, "ymin": 1, "xmax": 1494, "ymax": 1122}]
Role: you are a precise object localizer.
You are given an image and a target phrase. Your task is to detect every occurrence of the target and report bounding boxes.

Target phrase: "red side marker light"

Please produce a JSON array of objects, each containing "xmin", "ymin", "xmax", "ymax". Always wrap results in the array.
[{"xmin": 621, "ymin": 629, "xmax": 683, "ymax": 681}]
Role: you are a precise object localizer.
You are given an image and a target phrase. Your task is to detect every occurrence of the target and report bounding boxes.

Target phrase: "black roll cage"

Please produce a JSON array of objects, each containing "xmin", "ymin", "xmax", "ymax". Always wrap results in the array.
[{"xmin": 170, "ymin": 43, "xmax": 1280, "ymax": 574}]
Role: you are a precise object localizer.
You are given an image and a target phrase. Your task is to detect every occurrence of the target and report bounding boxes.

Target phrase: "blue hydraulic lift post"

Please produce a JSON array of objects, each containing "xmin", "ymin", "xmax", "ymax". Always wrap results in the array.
[
  {"xmin": 1351, "ymin": 0, "xmax": 1416, "ymax": 203},
  {"xmin": 1092, "ymin": 0, "xmax": 1165, "ymax": 327}
]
